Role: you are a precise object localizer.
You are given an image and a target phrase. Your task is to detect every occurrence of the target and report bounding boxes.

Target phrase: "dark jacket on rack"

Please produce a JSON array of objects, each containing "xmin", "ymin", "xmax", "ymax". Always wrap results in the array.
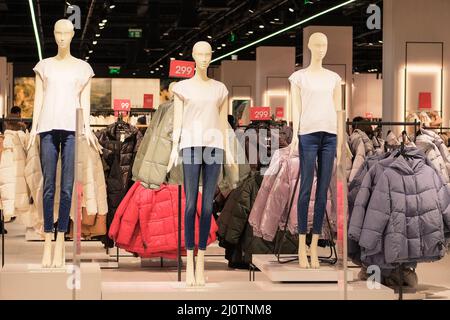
[
  {"xmin": 95, "ymin": 122, "xmax": 143, "ymax": 247},
  {"xmin": 351, "ymin": 149, "xmax": 450, "ymax": 266},
  {"xmin": 217, "ymin": 172, "xmax": 297, "ymax": 268}
]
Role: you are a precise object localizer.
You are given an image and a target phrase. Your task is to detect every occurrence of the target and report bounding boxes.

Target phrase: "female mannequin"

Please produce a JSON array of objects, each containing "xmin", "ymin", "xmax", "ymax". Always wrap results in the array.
[
  {"xmin": 28, "ymin": 19, "xmax": 97, "ymax": 268},
  {"xmin": 168, "ymin": 41, "xmax": 229, "ymax": 286},
  {"xmin": 289, "ymin": 33, "xmax": 342, "ymax": 269}
]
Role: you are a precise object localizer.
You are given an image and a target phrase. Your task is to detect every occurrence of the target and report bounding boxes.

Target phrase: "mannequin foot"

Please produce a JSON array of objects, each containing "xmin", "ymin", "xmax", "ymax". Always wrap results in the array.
[
  {"xmin": 186, "ymin": 250, "xmax": 196, "ymax": 287},
  {"xmin": 195, "ymin": 249, "xmax": 206, "ymax": 286},
  {"xmin": 51, "ymin": 232, "xmax": 66, "ymax": 268},
  {"xmin": 41, "ymin": 233, "xmax": 53, "ymax": 268},
  {"xmin": 310, "ymin": 234, "xmax": 320, "ymax": 269},
  {"xmin": 298, "ymin": 234, "xmax": 310, "ymax": 269}
]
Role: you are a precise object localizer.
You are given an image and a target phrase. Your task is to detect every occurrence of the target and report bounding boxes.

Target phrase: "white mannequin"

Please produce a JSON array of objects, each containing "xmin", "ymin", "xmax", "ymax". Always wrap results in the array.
[
  {"xmin": 29, "ymin": 19, "xmax": 97, "ymax": 268},
  {"xmin": 168, "ymin": 41, "xmax": 229, "ymax": 286},
  {"xmin": 290, "ymin": 32, "xmax": 342, "ymax": 269}
]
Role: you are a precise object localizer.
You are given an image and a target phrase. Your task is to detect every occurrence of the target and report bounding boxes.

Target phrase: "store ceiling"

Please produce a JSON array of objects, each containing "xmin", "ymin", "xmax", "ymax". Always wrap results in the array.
[{"xmin": 0, "ymin": 0, "xmax": 382, "ymax": 77}]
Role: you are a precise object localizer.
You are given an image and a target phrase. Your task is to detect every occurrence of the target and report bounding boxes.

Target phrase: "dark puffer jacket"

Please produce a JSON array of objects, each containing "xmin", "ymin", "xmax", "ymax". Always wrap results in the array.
[
  {"xmin": 356, "ymin": 151, "xmax": 450, "ymax": 265},
  {"xmin": 96, "ymin": 122, "xmax": 143, "ymax": 247},
  {"xmin": 217, "ymin": 172, "xmax": 297, "ymax": 268}
]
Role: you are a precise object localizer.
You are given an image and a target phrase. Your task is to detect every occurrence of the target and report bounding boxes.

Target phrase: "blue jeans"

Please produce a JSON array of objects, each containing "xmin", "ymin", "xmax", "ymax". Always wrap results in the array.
[
  {"xmin": 182, "ymin": 147, "xmax": 223, "ymax": 250},
  {"xmin": 40, "ymin": 130, "xmax": 75, "ymax": 233},
  {"xmin": 298, "ymin": 132, "xmax": 336, "ymax": 235}
]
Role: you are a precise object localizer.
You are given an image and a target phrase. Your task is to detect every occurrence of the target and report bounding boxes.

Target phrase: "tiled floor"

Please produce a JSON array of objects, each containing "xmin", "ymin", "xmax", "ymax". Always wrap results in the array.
[{"xmin": 1, "ymin": 220, "xmax": 449, "ymax": 299}]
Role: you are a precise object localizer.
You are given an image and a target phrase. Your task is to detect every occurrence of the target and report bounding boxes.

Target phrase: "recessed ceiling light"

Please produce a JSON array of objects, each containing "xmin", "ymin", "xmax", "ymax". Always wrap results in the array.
[
  {"xmin": 274, "ymin": 18, "xmax": 280, "ymax": 21},
  {"xmin": 89, "ymin": 50, "xmax": 93, "ymax": 53},
  {"xmin": 170, "ymin": 57, "xmax": 175, "ymax": 60},
  {"xmin": 151, "ymin": 71, "xmax": 155, "ymax": 74},
  {"xmin": 163, "ymin": 32, "xmax": 169, "ymax": 36},
  {"xmin": 85, "ymin": 56, "xmax": 89, "ymax": 59},
  {"xmin": 248, "ymin": 31, "xmax": 253, "ymax": 34},
  {"xmin": 95, "ymin": 33, "xmax": 100, "ymax": 37},
  {"xmin": 179, "ymin": 53, "xmax": 183, "ymax": 56},
  {"xmin": 155, "ymin": 68, "xmax": 159, "ymax": 71},
  {"xmin": 222, "ymin": 44, "xmax": 226, "ymax": 47},
  {"xmin": 207, "ymin": 35, "xmax": 212, "ymax": 39},
  {"xmin": 102, "ymin": 19, "xmax": 107, "ymax": 23},
  {"xmin": 93, "ymin": 41, "xmax": 97, "ymax": 45},
  {"xmin": 259, "ymin": 25, "xmax": 264, "ymax": 29},
  {"xmin": 369, "ymin": 43, "xmax": 373, "ymax": 46},
  {"xmin": 249, "ymin": 9, "xmax": 254, "ymax": 13},
  {"xmin": 217, "ymin": 46, "xmax": 222, "ymax": 50},
  {"xmin": 159, "ymin": 65, "xmax": 163, "ymax": 68},
  {"xmin": 379, "ymin": 40, "xmax": 383, "ymax": 44},
  {"xmin": 99, "ymin": 26, "xmax": 104, "ymax": 30},
  {"xmin": 109, "ymin": 4, "xmax": 116, "ymax": 9},
  {"xmin": 289, "ymin": 8, "xmax": 294, "ymax": 12},
  {"xmin": 132, "ymin": 72, "xmax": 136, "ymax": 76}
]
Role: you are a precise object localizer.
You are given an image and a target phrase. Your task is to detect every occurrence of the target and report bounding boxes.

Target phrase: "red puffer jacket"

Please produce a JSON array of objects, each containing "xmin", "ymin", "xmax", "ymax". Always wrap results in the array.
[{"xmin": 109, "ymin": 182, "xmax": 217, "ymax": 257}]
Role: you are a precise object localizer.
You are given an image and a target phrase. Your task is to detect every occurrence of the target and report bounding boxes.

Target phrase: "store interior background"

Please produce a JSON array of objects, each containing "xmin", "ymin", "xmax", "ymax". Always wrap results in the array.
[{"xmin": 1, "ymin": 0, "xmax": 450, "ymax": 299}]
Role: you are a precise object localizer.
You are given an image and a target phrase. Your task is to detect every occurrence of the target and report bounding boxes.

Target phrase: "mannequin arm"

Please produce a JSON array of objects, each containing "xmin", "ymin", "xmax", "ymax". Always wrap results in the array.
[
  {"xmin": 167, "ymin": 95, "xmax": 183, "ymax": 172},
  {"xmin": 220, "ymin": 96, "xmax": 233, "ymax": 164},
  {"xmin": 28, "ymin": 75, "xmax": 43, "ymax": 149},
  {"xmin": 290, "ymin": 83, "xmax": 302, "ymax": 154},
  {"xmin": 80, "ymin": 79, "xmax": 100, "ymax": 152},
  {"xmin": 333, "ymin": 81, "xmax": 342, "ymax": 112}
]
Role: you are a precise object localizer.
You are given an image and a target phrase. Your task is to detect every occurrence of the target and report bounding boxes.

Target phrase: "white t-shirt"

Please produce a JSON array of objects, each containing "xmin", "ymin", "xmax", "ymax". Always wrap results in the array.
[
  {"xmin": 172, "ymin": 78, "xmax": 228, "ymax": 150},
  {"xmin": 289, "ymin": 68, "xmax": 341, "ymax": 135},
  {"xmin": 33, "ymin": 57, "xmax": 95, "ymax": 133}
]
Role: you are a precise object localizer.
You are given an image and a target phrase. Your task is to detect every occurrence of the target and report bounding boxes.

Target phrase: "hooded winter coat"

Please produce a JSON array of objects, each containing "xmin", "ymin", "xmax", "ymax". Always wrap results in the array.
[
  {"xmin": 348, "ymin": 129, "xmax": 375, "ymax": 182},
  {"xmin": 109, "ymin": 182, "xmax": 217, "ymax": 257},
  {"xmin": 421, "ymin": 128, "xmax": 450, "ymax": 180},
  {"xmin": 415, "ymin": 134, "xmax": 449, "ymax": 183},
  {"xmin": 0, "ymin": 130, "xmax": 31, "ymax": 218},
  {"xmin": 356, "ymin": 151, "xmax": 450, "ymax": 265},
  {"xmin": 96, "ymin": 122, "xmax": 143, "ymax": 247}
]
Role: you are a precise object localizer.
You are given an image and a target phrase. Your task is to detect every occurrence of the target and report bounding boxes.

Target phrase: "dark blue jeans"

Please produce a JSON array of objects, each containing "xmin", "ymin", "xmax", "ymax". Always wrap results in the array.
[
  {"xmin": 182, "ymin": 147, "xmax": 223, "ymax": 250},
  {"xmin": 40, "ymin": 130, "xmax": 75, "ymax": 233},
  {"xmin": 298, "ymin": 132, "xmax": 336, "ymax": 235}
]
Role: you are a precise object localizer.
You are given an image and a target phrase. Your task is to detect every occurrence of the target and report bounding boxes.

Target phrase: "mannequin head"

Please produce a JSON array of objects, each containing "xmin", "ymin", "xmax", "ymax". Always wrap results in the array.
[
  {"xmin": 192, "ymin": 41, "xmax": 212, "ymax": 71},
  {"xmin": 308, "ymin": 32, "xmax": 328, "ymax": 62},
  {"xmin": 54, "ymin": 19, "xmax": 75, "ymax": 50}
]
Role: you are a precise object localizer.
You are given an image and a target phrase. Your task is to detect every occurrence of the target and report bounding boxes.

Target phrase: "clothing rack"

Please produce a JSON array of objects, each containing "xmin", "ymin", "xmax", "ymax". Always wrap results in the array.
[{"xmin": 0, "ymin": 116, "xmax": 33, "ymax": 133}]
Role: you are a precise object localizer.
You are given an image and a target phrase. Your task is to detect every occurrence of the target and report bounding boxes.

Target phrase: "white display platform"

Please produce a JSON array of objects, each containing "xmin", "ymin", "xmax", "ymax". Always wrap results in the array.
[
  {"xmin": 252, "ymin": 255, "xmax": 354, "ymax": 282},
  {"xmin": 101, "ymin": 281, "xmax": 395, "ymax": 300},
  {"xmin": 0, "ymin": 263, "xmax": 101, "ymax": 300}
]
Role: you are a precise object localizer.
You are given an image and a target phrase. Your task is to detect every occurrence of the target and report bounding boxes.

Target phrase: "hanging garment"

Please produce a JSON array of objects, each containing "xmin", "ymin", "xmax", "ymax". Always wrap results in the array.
[
  {"xmin": 420, "ymin": 128, "xmax": 450, "ymax": 179},
  {"xmin": 348, "ymin": 129, "xmax": 376, "ymax": 182},
  {"xmin": 109, "ymin": 182, "xmax": 217, "ymax": 257},
  {"xmin": 415, "ymin": 134, "xmax": 449, "ymax": 183},
  {"xmin": 352, "ymin": 150, "xmax": 450, "ymax": 265},
  {"xmin": 96, "ymin": 122, "xmax": 143, "ymax": 247},
  {"xmin": 217, "ymin": 172, "xmax": 297, "ymax": 268},
  {"xmin": 0, "ymin": 130, "xmax": 31, "ymax": 219}
]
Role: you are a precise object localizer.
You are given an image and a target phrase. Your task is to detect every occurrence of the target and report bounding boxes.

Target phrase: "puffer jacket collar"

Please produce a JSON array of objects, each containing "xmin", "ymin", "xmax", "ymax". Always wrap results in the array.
[
  {"xmin": 105, "ymin": 122, "xmax": 140, "ymax": 143},
  {"xmin": 388, "ymin": 149, "xmax": 426, "ymax": 175}
]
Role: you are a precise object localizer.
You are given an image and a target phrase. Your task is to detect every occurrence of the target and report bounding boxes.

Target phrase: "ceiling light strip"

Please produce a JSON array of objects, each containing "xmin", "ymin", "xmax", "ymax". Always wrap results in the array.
[
  {"xmin": 28, "ymin": 0, "xmax": 43, "ymax": 61},
  {"xmin": 211, "ymin": 0, "xmax": 356, "ymax": 63}
]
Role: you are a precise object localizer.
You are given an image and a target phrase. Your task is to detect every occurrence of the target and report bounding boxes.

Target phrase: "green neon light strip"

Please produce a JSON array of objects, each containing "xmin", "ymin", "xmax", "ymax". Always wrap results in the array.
[
  {"xmin": 211, "ymin": 0, "xmax": 356, "ymax": 63},
  {"xmin": 28, "ymin": 0, "xmax": 43, "ymax": 61}
]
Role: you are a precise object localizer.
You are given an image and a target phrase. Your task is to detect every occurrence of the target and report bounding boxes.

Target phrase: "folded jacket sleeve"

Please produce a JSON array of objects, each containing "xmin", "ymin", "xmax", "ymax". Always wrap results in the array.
[{"xmin": 358, "ymin": 172, "xmax": 391, "ymax": 256}]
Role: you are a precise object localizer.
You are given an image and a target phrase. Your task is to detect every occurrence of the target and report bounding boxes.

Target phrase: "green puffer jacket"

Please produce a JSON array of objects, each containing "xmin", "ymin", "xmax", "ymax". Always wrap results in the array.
[
  {"xmin": 132, "ymin": 101, "xmax": 250, "ymax": 189},
  {"xmin": 217, "ymin": 172, "xmax": 298, "ymax": 268},
  {"xmin": 132, "ymin": 101, "xmax": 183, "ymax": 188}
]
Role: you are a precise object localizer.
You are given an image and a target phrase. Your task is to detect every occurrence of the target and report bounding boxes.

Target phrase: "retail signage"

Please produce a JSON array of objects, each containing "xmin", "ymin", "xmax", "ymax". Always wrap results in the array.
[
  {"xmin": 143, "ymin": 94, "xmax": 154, "ymax": 109},
  {"xmin": 169, "ymin": 60, "xmax": 195, "ymax": 78},
  {"xmin": 108, "ymin": 66, "xmax": 121, "ymax": 75},
  {"xmin": 250, "ymin": 107, "xmax": 271, "ymax": 121},
  {"xmin": 419, "ymin": 92, "xmax": 432, "ymax": 109},
  {"xmin": 113, "ymin": 99, "xmax": 131, "ymax": 112},
  {"xmin": 128, "ymin": 28, "xmax": 142, "ymax": 38},
  {"xmin": 275, "ymin": 107, "xmax": 284, "ymax": 119}
]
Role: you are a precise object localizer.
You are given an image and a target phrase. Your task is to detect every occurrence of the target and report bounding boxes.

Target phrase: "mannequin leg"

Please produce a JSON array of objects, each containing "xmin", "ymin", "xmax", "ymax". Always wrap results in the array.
[
  {"xmin": 195, "ymin": 249, "xmax": 206, "ymax": 286},
  {"xmin": 52, "ymin": 232, "xmax": 66, "ymax": 268},
  {"xmin": 42, "ymin": 233, "xmax": 53, "ymax": 268},
  {"xmin": 310, "ymin": 234, "xmax": 320, "ymax": 269},
  {"xmin": 186, "ymin": 250, "xmax": 196, "ymax": 286},
  {"xmin": 298, "ymin": 234, "xmax": 310, "ymax": 269}
]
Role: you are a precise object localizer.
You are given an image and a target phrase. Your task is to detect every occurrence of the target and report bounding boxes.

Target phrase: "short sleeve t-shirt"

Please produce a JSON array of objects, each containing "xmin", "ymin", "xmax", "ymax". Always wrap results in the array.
[
  {"xmin": 289, "ymin": 69, "xmax": 341, "ymax": 135},
  {"xmin": 33, "ymin": 57, "xmax": 95, "ymax": 133},
  {"xmin": 172, "ymin": 78, "xmax": 228, "ymax": 150}
]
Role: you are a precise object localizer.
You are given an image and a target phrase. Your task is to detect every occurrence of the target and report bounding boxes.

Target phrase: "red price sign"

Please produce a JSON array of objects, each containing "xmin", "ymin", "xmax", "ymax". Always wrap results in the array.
[
  {"xmin": 275, "ymin": 107, "xmax": 284, "ymax": 119},
  {"xmin": 169, "ymin": 60, "xmax": 195, "ymax": 78},
  {"xmin": 419, "ymin": 92, "xmax": 432, "ymax": 109},
  {"xmin": 143, "ymin": 94, "xmax": 154, "ymax": 109},
  {"xmin": 113, "ymin": 99, "xmax": 131, "ymax": 112},
  {"xmin": 250, "ymin": 107, "xmax": 271, "ymax": 121}
]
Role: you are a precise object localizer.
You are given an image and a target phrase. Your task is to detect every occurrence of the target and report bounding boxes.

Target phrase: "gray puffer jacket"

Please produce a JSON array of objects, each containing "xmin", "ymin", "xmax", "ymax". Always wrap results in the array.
[
  {"xmin": 356, "ymin": 150, "xmax": 450, "ymax": 265},
  {"xmin": 415, "ymin": 134, "xmax": 449, "ymax": 184},
  {"xmin": 348, "ymin": 129, "xmax": 375, "ymax": 182}
]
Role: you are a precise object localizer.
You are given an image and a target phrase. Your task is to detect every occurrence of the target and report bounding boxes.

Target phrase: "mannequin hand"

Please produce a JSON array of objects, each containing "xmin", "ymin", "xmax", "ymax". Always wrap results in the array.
[
  {"xmin": 85, "ymin": 130, "xmax": 100, "ymax": 153},
  {"xmin": 289, "ymin": 136, "xmax": 299, "ymax": 158},
  {"xmin": 167, "ymin": 147, "xmax": 179, "ymax": 173},
  {"xmin": 27, "ymin": 128, "xmax": 37, "ymax": 151}
]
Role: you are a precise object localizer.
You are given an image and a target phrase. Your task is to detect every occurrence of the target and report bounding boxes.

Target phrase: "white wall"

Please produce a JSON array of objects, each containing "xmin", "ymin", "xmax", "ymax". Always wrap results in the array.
[
  {"xmin": 111, "ymin": 78, "xmax": 160, "ymax": 109},
  {"xmin": 352, "ymin": 73, "xmax": 383, "ymax": 119},
  {"xmin": 383, "ymin": 0, "xmax": 450, "ymax": 130}
]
